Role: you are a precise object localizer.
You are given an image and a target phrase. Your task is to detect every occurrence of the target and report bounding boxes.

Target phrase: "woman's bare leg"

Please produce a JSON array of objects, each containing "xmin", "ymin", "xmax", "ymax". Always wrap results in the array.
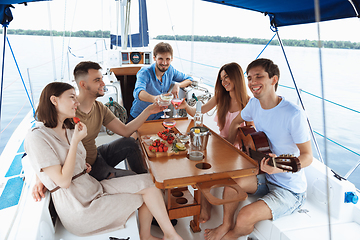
[
  {"xmin": 137, "ymin": 186, "xmax": 183, "ymax": 240},
  {"xmin": 138, "ymin": 203, "xmax": 161, "ymax": 240}
]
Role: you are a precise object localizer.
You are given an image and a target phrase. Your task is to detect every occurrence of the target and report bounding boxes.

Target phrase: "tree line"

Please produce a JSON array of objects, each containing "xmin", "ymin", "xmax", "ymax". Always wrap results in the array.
[
  {"xmin": 1, "ymin": 29, "xmax": 111, "ymax": 38},
  {"xmin": 155, "ymin": 35, "xmax": 360, "ymax": 50},
  {"xmin": 2, "ymin": 29, "xmax": 359, "ymax": 49}
]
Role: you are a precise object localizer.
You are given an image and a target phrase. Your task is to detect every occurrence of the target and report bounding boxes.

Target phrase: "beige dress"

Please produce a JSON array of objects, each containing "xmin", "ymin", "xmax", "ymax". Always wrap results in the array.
[{"xmin": 25, "ymin": 123, "xmax": 154, "ymax": 236}]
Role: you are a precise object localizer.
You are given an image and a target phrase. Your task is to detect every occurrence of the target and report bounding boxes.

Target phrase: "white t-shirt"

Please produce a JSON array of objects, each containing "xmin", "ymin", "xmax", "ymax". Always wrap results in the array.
[{"xmin": 241, "ymin": 97, "xmax": 310, "ymax": 193}]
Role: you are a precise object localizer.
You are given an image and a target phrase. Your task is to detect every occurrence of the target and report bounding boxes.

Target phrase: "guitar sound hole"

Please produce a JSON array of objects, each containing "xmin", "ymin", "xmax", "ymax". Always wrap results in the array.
[{"xmin": 195, "ymin": 162, "xmax": 211, "ymax": 170}]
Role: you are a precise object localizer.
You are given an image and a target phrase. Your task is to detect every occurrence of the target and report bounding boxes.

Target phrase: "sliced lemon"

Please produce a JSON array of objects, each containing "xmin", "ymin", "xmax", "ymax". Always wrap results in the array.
[{"xmin": 175, "ymin": 142, "xmax": 186, "ymax": 151}]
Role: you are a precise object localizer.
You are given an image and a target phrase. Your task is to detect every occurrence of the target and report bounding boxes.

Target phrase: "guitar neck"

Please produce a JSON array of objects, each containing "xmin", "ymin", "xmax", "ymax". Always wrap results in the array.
[{"xmin": 249, "ymin": 149, "xmax": 275, "ymax": 167}]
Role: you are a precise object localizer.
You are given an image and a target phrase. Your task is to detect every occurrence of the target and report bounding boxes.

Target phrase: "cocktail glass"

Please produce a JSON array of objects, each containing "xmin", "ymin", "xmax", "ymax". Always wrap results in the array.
[
  {"xmin": 178, "ymin": 134, "xmax": 190, "ymax": 144},
  {"xmin": 171, "ymin": 98, "xmax": 183, "ymax": 118},
  {"xmin": 158, "ymin": 93, "xmax": 173, "ymax": 118},
  {"xmin": 163, "ymin": 119, "xmax": 176, "ymax": 131}
]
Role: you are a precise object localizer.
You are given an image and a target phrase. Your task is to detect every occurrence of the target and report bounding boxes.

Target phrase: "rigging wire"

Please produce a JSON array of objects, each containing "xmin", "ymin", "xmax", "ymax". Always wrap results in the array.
[
  {"xmin": 314, "ymin": 0, "xmax": 332, "ymax": 238},
  {"xmin": 66, "ymin": 0, "xmax": 79, "ymax": 81},
  {"xmin": 124, "ymin": 0, "xmax": 131, "ymax": 49},
  {"xmin": 139, "ymin": 0, "xmax": 144, "ymax": 48},
  {"xmin": 274, "ymin": 28, "xmax": 325, "ymax": 164},
  {"xmin": 0, "ymin": 25, "xmax": 7, "ymax": 132},
  {"xmin": 100, "ymin": 0, "xmax": 104, "ymax": 62},
  {"xmin": 0, "ymin": 101, "xmax": 26, "ymax": 134},
  {"xmin": 47, "ymin": 1, "xmax": 57, "ymax": 82},
  {"xmin": 190, "ymin": 0, "xmax": 195, "ymax": 75},
  {"xmin": 6, "ymin": 37, "xmax": 35, "ymax": 116},
  {"xmin": 279, "ymin": 85, "xmax": 360, "ymax": 114},
  {"xmin": 115, "ymin": 0, "xmax": 119, "ymax": 48},
  {"xmin": 164, "ymin": 0, "xmax": 184, "ymax": 72},
  {"xmin": 60, "ymin": 0, "xmax": 68, "ymax": 81}
]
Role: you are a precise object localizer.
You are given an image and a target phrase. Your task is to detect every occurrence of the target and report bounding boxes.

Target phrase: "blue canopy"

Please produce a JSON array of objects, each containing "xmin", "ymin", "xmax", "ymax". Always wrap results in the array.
[
  {"xmin": 2, "ymin": 0, "xmax": 360, "ymax": 28},
  {"xmin": 1, "ymin": 1, "xmax": 48, "ymax": 27},
  {"xmin": 203, "ymin": 0, "xmax": 360, "ymax": 27}
]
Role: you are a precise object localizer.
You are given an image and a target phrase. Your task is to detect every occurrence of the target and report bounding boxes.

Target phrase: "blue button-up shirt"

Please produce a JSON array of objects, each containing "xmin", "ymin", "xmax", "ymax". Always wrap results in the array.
[{"xmin": 130, "ymin": 63, "xmax": 193, "ymax": 120}]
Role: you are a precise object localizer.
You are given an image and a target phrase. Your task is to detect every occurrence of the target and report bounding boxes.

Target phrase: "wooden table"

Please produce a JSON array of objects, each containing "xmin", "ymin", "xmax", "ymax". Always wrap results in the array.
[{"xmin": 137, "ymin": 118, "xmax": 258, "ymax": 232}]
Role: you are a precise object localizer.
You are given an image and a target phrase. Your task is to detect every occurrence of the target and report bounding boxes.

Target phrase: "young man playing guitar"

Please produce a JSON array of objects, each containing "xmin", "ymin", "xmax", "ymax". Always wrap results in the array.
[{"xmin": 204, "ymin": 58, "xmax": 313, "ymax": 240}]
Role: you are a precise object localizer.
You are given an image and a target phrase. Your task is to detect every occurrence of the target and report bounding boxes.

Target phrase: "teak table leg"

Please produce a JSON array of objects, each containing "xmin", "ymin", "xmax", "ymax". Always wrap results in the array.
[
  {"xmin": 166, "ymin": 189, "xmax": 172, "ymax": 211},
  {"xmin": 190, "ymin": 188, "xmax": 201, "ymax": 232}
]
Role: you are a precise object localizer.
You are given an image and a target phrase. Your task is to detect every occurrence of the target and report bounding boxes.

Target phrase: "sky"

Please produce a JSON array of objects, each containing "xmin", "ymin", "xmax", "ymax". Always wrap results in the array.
[{"xmin": 6, "ymin": 0, "xmax": 360, "ymax": 42}]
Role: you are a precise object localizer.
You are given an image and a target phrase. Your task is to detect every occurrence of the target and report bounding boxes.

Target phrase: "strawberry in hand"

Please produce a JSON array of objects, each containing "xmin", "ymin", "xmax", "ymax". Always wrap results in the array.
[{"xmin": 73, "ymin": 117, "xmax": 81, "ymax": 124}]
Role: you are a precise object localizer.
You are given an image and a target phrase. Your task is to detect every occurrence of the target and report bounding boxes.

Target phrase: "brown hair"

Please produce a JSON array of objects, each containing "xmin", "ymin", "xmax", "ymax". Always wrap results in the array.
[
  {"xmin": 215, "ymin": 62, "xmax": 249, "ymax": 130},
  {"xmin": 246, "ymin": 58, "xmax": 280, "ymax": 91},
  {"xmin": 73, "ymin": 61, "xmax": 102, "ymax": 83},
  {"xmin": 153, "ymin": 42, "xmax": 173, "ymax": 58},
  {"xmin": 36, "ymin": 82, "xmax": 75, "ymax": 129}
]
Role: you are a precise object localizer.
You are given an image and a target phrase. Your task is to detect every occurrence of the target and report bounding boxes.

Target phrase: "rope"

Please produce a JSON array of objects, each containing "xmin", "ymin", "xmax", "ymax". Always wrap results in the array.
[
  {"xmin": 314, "ymin": 130, "xmax": 360, "ymax": 157},
  {"xmin": 254, "ymin": 33, "xmax": 277, "ymax": 60},
  {"xmin": 174, "ymin": 58, "xmax": 360, "ymax": 116},
  {"xmin": 6, "ymin": 37, "xmax": 35, "ymax": 116},
  {"xmin": 173, "ymin": 56, "xmax": 218, "ymax": 68},
  {"xmin": 279, "ymin": 84, "xmax": 360, "ymax": 114},
  {"xmin": 0, "ymin": 101, "xmax": 27, "ymax": 134},
  {"xmin": 275, "ymin": 28, "xmax": 325, "ymax": 164},
  {"xmin": 175, "ymin": 33, "xmax": 277, "ymax": 71},
  {"xmin": 3, "ymin": 77, "xmax": 19, "ymax": 90}
]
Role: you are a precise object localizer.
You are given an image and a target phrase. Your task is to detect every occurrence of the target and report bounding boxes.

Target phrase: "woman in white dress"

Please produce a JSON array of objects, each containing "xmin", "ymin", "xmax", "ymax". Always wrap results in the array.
[{"xmin": 25, "ymin": 82, "xmax": 182, "ymax": 240}]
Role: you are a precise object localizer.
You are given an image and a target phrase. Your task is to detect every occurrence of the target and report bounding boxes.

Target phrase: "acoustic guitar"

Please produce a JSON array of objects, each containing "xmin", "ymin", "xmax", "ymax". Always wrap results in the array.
[{"xmin": 238, "ymin": 126, "xmax": 301, "ymax": 173}]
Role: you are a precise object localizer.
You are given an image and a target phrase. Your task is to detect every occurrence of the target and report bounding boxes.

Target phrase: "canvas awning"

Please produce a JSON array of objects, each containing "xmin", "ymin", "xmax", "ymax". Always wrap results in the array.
[{"xmin": 202, "ymin": 0, "xmax": 360, "ymax": 27}]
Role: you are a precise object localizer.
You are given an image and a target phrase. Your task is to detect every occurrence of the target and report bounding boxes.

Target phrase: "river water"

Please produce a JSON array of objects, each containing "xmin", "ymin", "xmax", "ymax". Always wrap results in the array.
[{"xmin": 1, "ymin": 35, "xmax": 359, "ymax": 187}]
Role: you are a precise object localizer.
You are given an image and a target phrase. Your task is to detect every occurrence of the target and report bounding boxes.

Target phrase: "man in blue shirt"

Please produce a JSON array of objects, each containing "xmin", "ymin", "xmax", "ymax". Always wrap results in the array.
[{"xmin": 129, "ymin": 42, "xmax": 193, "ymax": 121}]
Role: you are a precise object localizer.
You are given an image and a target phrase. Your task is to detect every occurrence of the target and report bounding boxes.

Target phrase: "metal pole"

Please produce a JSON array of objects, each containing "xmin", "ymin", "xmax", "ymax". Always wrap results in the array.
[
  {"xmin": 27, "ymin": 68, "xmax": 34, "ymax": 108},
  {"xmin": 0, "ymin": 25, "xmax": 7, "ymax": 128}
]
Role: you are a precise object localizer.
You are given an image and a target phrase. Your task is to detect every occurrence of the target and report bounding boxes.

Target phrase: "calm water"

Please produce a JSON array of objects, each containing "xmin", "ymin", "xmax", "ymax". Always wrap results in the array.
[{"xmin": 1, "ymin": 35, "xmax": 359, "ymax": 188}]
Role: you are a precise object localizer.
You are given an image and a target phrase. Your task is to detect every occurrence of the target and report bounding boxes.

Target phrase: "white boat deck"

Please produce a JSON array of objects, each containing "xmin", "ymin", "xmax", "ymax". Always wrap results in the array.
[{"xmin": 2, "ymin": 115, "xmax": 360, "ymax": 240}]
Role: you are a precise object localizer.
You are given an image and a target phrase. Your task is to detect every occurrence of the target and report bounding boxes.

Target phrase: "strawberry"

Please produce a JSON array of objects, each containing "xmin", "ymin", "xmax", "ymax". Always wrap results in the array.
[
  {"xmin": 73, "ymin": 117, "xmax": 80, "ymax": 124},
  {"xmin": 163, "ymin": 146, "xmax": 168, "ymax": 152}
]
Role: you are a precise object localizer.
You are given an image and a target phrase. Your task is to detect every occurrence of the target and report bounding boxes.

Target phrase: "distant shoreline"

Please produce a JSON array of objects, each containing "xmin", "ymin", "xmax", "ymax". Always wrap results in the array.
[
  {"xmin": 2, "ymin": 29, "xmax": 359, "ymax": 50},
  {"xmin": 155, "ymin": 35, "xmax": 360, "ymax": 50}
]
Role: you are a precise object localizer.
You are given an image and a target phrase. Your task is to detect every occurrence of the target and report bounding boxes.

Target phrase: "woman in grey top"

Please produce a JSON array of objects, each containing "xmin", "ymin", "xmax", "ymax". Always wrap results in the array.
[{"xmin": 25, "ymin": 82, "xmax": 182, "ymax": 240}]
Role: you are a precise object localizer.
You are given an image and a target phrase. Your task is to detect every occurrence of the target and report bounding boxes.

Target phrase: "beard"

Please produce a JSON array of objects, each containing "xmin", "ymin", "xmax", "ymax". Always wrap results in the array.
[
  {"xmin": 156, "ymin": 63, "xmax": 169, "ymax": 73},
  {"xmin": 86, "ymin": 86, "xmax": 104, "ymax": 98},
  {"xmin": 96, "ymin": 92, "xmax": 104, "ymax": 98}
]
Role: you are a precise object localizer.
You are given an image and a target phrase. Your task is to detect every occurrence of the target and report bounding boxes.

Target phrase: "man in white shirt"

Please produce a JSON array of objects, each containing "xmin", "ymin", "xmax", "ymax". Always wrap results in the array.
[{"xmin": 204, "ymin": 58, "xmax": 313, "ymax": 240}]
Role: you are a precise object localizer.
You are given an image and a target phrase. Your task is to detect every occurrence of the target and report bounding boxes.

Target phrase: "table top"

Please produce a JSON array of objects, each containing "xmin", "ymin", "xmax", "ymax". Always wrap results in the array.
[{"xmin": 137, "ymin": 118, "xmax": 258, "ymax": 189}]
